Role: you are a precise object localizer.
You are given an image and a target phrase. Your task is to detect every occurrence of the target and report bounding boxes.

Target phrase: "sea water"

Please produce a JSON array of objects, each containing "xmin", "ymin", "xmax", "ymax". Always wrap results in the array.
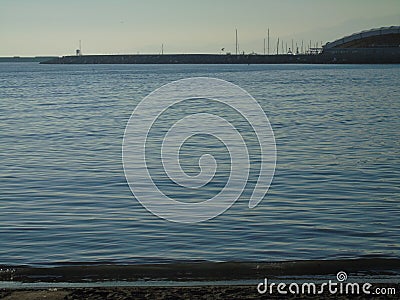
[{"xmin": 0, "ymin": 63, "xmax": 399, "ymax": 266}]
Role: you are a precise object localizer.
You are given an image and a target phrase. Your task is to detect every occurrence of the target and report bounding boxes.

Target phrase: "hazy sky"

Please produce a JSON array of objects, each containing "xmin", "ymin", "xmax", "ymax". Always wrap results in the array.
[{"xmin": 1, "ymin": 0, "xmax": 399, "ymax": 56}]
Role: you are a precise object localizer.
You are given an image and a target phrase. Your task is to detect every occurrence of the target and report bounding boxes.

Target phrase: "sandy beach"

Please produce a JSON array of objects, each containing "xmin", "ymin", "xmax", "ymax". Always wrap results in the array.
[{"xmin": 1, "ymin": 284, "xmax": 399, "ymax": 300}]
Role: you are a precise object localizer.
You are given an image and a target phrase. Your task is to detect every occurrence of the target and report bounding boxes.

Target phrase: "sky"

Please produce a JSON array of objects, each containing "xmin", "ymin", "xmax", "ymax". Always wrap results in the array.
[{"xmin": 1, "ymin": 0, "xmax": 399, "ymax": 56}]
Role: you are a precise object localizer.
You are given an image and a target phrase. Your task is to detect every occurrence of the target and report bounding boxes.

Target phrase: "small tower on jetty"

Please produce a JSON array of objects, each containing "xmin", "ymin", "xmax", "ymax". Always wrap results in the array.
[{"xmin": 76, "ymin": 40, "xmax": 82, "ymax": 56}]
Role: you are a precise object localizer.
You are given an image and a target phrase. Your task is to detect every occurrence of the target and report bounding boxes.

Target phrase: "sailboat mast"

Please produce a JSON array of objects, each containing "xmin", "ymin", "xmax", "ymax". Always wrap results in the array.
[
  {"xmin": 235, "ymin": 29, "xmax": 238, "ymax": 55},
  {"xmin": 264, "ymin": 38, "xmax": 266, "ymax": 55},
  {"xmin": 277, "ymin": 38, "xmax": 279, "ymax": 55}
]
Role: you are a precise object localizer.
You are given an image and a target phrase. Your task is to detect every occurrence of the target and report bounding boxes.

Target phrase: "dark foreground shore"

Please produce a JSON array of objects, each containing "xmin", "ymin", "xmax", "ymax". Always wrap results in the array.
[
  {"xmin": 2, "ymin": 259, "xmax": 400, "ymax": 282},
  {"xmin": 1, "ymin": 284, "xmax": 399, "ymax": 300},
  {"xmin": 1, "ymin": 259, "xmax": 399, "ymax": 299}
]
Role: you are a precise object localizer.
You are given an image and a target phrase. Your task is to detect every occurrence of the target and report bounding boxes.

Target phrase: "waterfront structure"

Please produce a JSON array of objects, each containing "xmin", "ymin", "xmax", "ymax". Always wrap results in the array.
[
  {"xmin": 321, "ymin": 26, "xmax": 400, "ymax": 63},
  {"xmin": 42, "ymin": 26, "xmax": 400, "ymax": 64}
]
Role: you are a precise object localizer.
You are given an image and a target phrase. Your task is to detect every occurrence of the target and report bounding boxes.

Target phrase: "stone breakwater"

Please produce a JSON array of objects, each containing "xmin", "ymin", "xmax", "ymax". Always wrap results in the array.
[{"xmin": 40, "ymin": 50, "xmax": 400, "ymax": 65}]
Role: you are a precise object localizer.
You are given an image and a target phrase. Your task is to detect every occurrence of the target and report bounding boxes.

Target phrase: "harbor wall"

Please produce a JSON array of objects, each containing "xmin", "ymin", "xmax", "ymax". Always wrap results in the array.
[{"xmin": 41, "ymin": 49, "xmax": 400, "ymax": 64}]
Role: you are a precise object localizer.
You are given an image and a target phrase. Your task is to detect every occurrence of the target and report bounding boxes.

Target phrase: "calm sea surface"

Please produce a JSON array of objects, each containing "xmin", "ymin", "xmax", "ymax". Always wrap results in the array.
[{"xmin": 0, "ymin": 63, "xmax": 399, "ymax": 267}]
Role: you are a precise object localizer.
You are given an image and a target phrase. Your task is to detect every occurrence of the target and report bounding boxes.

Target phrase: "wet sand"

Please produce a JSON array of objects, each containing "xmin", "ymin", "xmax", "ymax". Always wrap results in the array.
[
  {"xmin": 1, "ymin": 259, "xmax": 399, "ymax": 299},
  {"xmin": 2, "ymin": 258, "xmax": 400, "ymax": 282}
]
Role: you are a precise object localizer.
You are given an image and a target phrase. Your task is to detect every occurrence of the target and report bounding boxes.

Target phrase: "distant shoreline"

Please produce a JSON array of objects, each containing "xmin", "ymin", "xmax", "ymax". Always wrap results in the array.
[
  {"xmin": 2, "ymin": 51, "xmax": 399, "ymax": 64},
  {"xmin": 39, "ymin": 51, "xmax": 400, "ymax": 65},
  {"xmin": 0, "ymin": 57, "xmax": 57, "ymax": 63}
]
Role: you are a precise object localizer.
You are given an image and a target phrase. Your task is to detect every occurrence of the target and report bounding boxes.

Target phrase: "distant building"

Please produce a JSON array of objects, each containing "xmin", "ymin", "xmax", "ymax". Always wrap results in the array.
[
  {"xmin": 322, "ymin": 26, "xmax": 400, "ymax": 63},
  {"xmin": 323, "ymin": 26, "xmax": 400, "ymax": 53}
]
